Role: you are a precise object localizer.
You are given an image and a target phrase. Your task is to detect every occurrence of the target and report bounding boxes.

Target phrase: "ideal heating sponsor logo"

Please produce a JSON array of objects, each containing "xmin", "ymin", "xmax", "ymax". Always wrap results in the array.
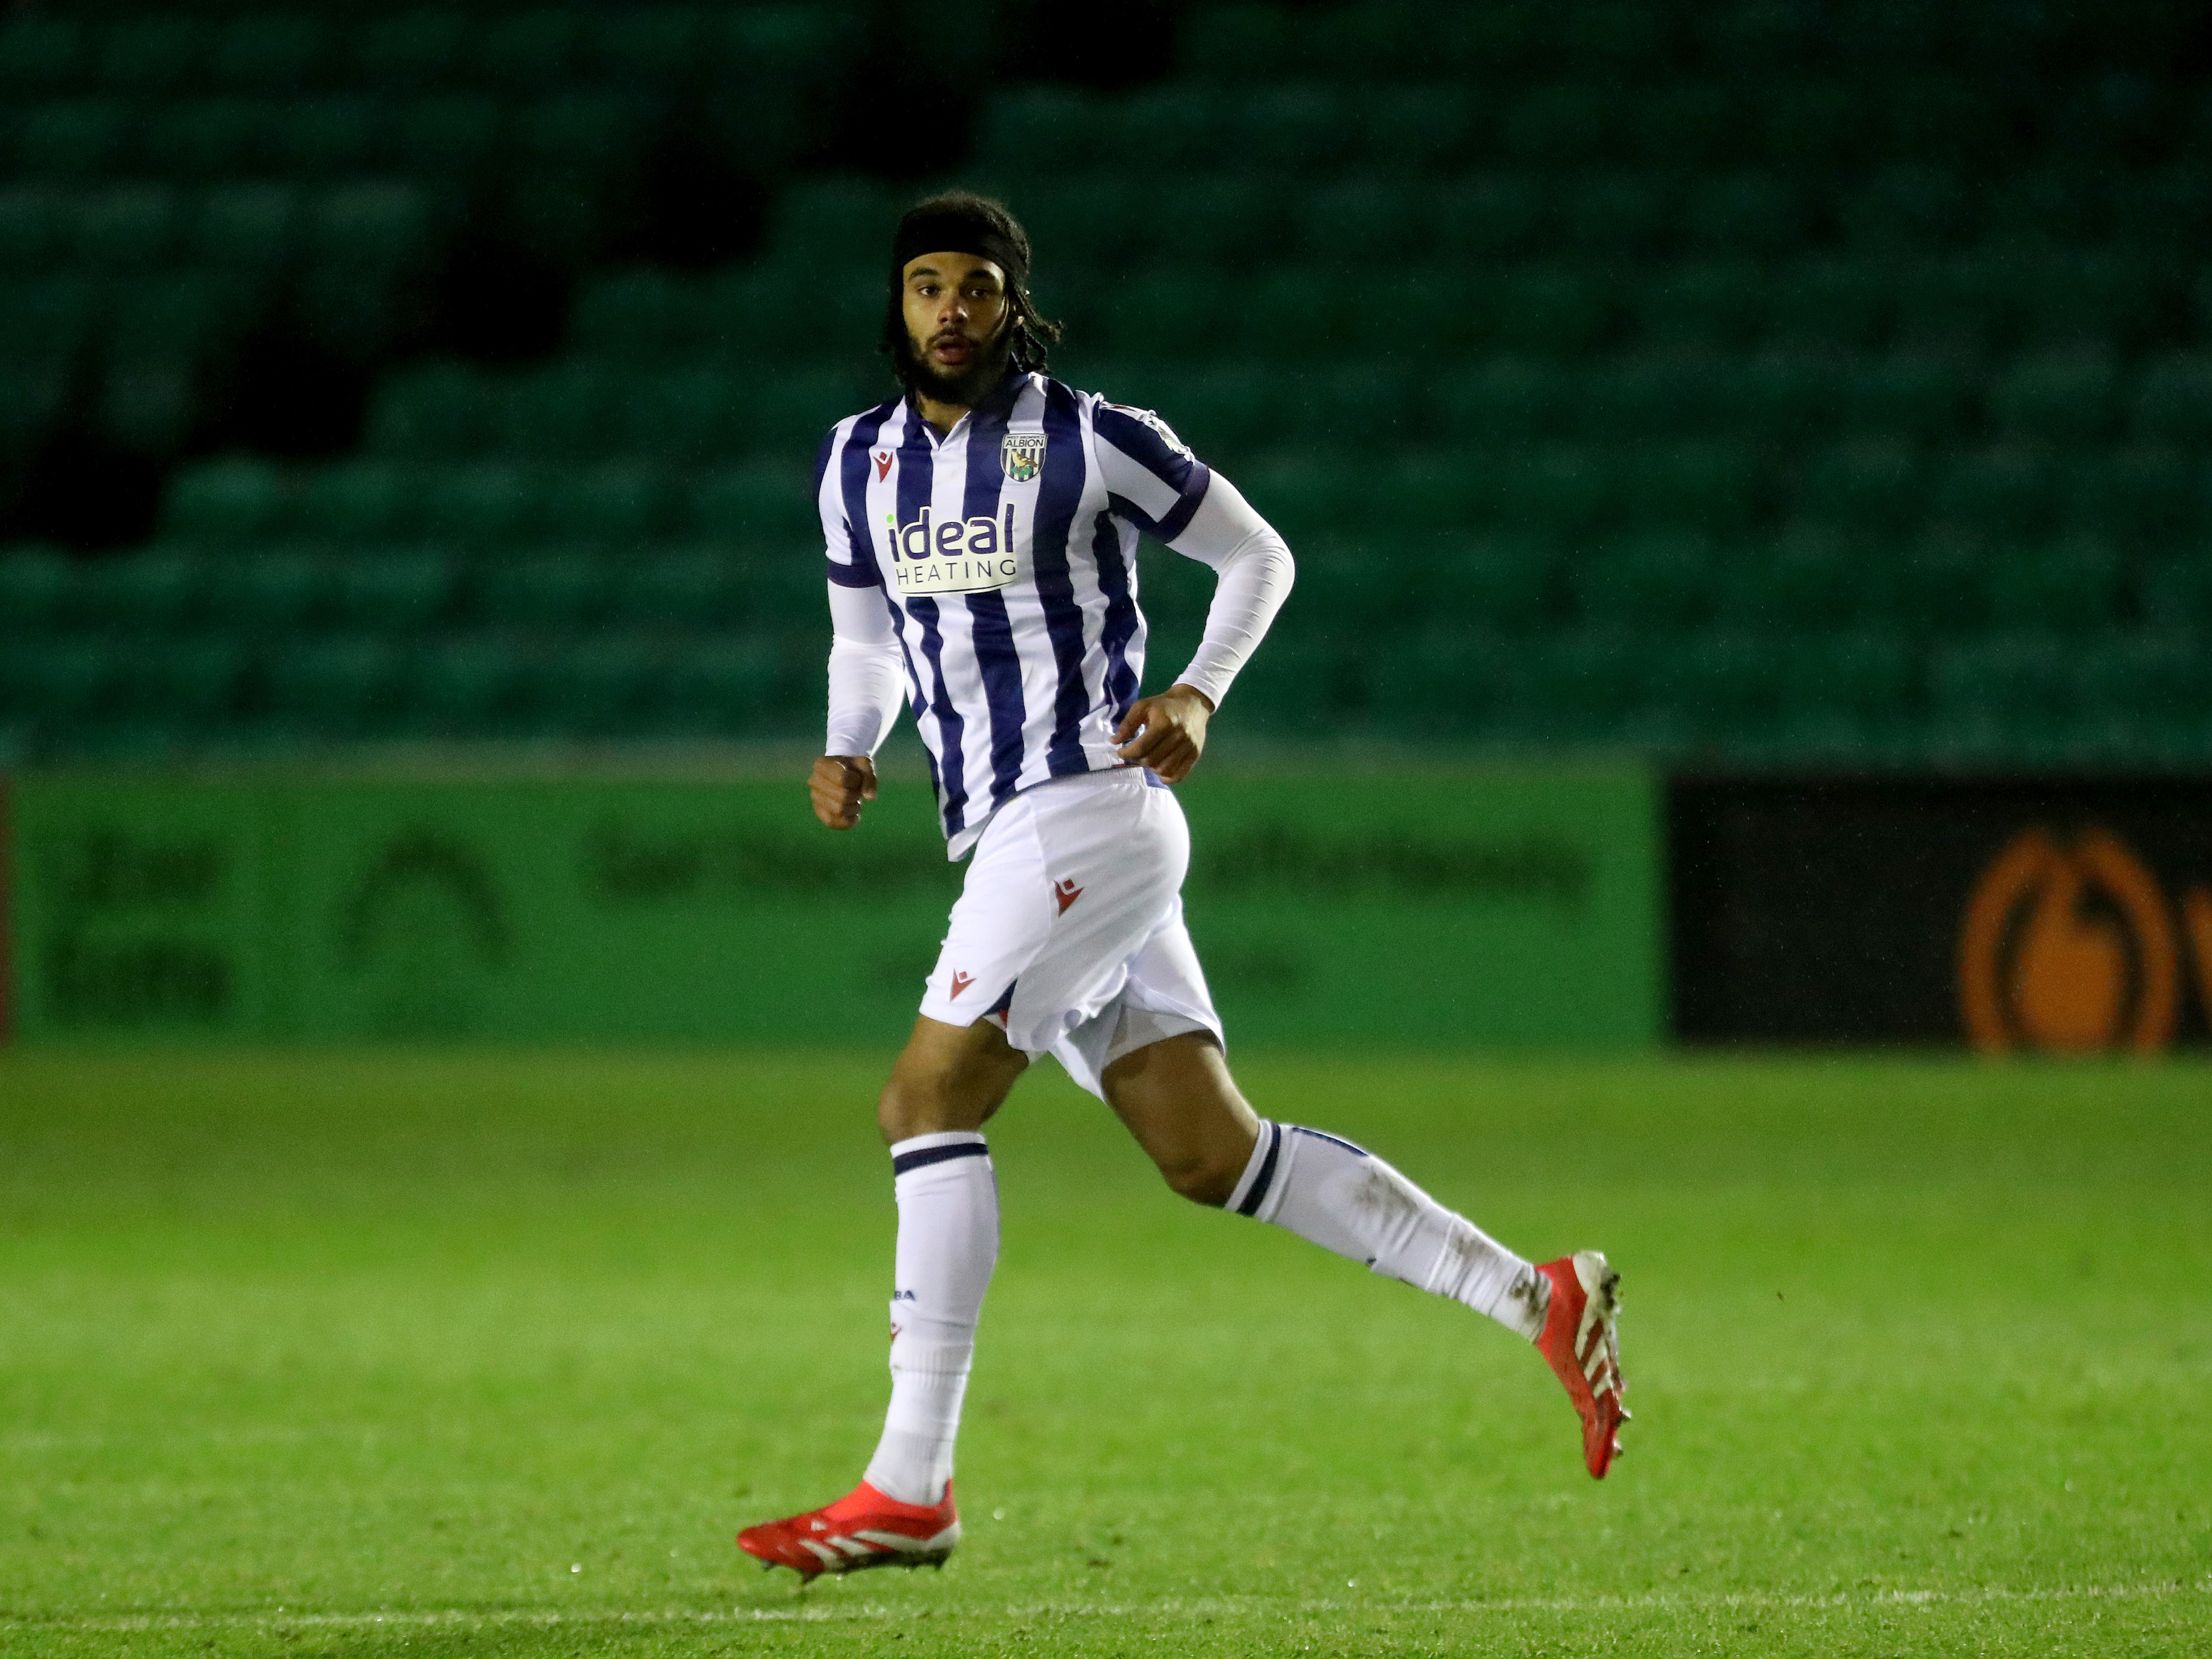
[{"xmin": 885, "ymin": 504, "xmax": 1019, "ymax": 597}]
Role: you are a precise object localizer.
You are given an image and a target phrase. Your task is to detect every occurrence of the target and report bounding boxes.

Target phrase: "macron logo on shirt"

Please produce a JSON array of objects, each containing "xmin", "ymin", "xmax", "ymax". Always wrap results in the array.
[{"xmin": 890, "ymin": 503, "xmax": 1021, "ymax": 598}]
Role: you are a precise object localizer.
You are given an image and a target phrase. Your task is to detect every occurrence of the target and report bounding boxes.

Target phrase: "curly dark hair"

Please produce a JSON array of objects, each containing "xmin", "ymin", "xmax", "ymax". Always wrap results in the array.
[{"xmin": 880, "ymin": 191, "xmax": 1062, "ymax": 391}]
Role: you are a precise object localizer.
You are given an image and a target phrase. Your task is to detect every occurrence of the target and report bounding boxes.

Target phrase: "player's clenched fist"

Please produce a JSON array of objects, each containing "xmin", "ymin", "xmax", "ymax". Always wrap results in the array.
[
  {"xmin": 810, "ymin": 754, "xmax": 877, "ymax": 829},
  {"xmin": 1114, "ymin": 683, "xmax": 1214, "ymax": 785}
]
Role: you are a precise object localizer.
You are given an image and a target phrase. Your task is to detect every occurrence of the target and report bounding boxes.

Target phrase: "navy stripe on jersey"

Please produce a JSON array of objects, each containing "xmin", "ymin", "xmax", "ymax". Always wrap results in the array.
[
  {"xmin": 1031, "ymin": 381, "xmax": 1094, "ymax": 776},
  {"xmin": 960, "ymin": 395, "xmax": 1029, "ymax": 805},
  {"xmin": 909, "ymin": 597, "xmax": 967, "ymax": 834},
  {"xmin": 1090, "ymin": 508, "xmax": 1141, "ymax": 718},
  {"xmin": 1094, "ymin": 404, "xmax": 1212, "ymax": 541},
  {"xmin": 834, "ymin": 403, "xmax": 895, "ymax": 589},
  {"xmin": 1235, "ymin": 1121, "xmax": 1284, "ymax": 1217}
]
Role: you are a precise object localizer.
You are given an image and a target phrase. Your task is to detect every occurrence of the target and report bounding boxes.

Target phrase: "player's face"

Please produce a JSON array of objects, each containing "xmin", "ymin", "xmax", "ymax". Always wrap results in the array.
[{"xmin": 901, "ymin": 252, "xmax": 1012, "ymax": 404}]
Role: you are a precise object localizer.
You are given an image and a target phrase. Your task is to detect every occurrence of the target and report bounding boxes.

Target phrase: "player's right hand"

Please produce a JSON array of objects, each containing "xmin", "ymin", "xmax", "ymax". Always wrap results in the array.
[{"xmin": 810, "ymin": 755, "xmax": 877, "ymax": 830}]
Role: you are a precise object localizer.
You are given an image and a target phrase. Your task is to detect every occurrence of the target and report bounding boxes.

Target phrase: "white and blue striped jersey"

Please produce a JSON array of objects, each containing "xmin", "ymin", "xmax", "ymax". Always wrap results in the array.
[{"xmin": 818, "ymin": 369, "xmax": 1214, "ymax": 854}]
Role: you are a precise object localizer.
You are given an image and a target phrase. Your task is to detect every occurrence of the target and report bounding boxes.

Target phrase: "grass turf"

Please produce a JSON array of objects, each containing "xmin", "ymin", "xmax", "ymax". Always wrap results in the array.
[{"xmin": 0, "ymin": 1048, "xmax": 2206, "ymax": 1656}]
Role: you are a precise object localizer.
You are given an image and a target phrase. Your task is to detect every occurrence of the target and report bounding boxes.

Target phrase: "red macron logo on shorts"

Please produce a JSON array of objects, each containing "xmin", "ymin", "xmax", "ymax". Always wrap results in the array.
[
  {"xmin": 874, "ymin": 449, "xmax": 893, "ymax": 480},
  {"xmin": 1053, "ymin": 878, "xmax": 1083, "ymax": 915},
  {"xmin": 948, "ymin": 971, "xmax": 974, "ymax": 998}
]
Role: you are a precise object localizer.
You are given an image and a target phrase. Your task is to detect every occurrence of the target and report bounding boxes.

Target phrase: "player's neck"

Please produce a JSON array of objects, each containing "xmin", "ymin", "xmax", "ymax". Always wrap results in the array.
[{"xmin": 914, "ymin": 393, "xmax": 970, "ymax": 437}]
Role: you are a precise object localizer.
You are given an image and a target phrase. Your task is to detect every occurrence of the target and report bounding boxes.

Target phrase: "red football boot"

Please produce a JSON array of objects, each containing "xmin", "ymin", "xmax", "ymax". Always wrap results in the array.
[
  {"xmin": 1535, "ymin": 1250, "xmax": 1629, "ymax": 1479},
  {"xmin": 737, "ymin": 1480, "xmax": 961, "ymax": 1579}
]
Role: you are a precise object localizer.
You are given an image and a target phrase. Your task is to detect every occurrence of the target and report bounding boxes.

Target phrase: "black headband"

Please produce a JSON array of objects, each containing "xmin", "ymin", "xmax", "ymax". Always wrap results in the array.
[{"xmin": 891, "ymin": 210, "xmax": 1028, "ymax": 287}]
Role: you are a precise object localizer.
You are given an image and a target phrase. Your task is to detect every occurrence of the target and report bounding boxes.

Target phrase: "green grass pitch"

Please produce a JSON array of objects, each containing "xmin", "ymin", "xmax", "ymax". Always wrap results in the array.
[{"xmin": 2, "ymin": 1047, "xmax": 2207, "ymax": 1656}]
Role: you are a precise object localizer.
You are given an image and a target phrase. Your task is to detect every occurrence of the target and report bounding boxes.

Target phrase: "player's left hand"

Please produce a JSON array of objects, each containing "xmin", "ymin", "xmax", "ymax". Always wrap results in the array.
[{"xmin": 1114, "ymin": 683, "xmax": 1214, "ymax": 784}]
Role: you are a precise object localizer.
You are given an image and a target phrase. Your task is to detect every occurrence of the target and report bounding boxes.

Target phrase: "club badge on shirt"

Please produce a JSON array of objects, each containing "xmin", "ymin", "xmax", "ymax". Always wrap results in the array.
[{"xmin": 1001, "ymin": 430, "xmax": 1046, "ymax": 482}]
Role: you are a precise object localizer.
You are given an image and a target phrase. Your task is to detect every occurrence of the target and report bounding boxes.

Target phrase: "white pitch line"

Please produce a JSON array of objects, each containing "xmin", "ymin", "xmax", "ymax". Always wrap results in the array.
[{"xmin": 6, "ymin": 1577, "xmax": 2205, "ymax": 1635}]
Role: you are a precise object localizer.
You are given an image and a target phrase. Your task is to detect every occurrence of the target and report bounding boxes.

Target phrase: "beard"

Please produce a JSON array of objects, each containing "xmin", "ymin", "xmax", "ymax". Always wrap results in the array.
[{"xmin": 896, "ymin": 318, "xmax": 1015, "ymax": 406}]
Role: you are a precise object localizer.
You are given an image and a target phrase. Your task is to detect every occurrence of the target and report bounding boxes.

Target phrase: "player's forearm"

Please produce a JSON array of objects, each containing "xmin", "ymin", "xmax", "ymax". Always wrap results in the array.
[
  {"xmin": 825, "ymin": 582, "xmax": 905, "ymax": 757},
  {"xmin": 1175, "ymin": 529, "xmax": 1294, "ymax": 711}
]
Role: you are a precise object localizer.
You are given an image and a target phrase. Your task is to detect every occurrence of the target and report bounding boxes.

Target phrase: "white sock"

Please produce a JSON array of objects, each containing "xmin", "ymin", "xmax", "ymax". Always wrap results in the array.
[
  {"xmin": 1227, "ymin": 1122, "xmax": 1549, "ymax": 1341},
  {"xmin": 861, "ymin": 1131, "xmax": 998, "ymax": 1506}
]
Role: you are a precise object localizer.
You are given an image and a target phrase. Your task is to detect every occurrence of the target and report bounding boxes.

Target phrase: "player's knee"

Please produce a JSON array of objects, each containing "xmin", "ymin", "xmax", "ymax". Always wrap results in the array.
[{"xmin": 1158, "ymin": 1148, "xmax": 1244, "ymax": 1208}]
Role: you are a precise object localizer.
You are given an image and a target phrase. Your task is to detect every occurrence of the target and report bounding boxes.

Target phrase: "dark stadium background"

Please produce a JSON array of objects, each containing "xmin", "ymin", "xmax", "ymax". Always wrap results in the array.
[{"xmin": 2, "ymin": 0, "xmax": 2210, "ymax": 1052}]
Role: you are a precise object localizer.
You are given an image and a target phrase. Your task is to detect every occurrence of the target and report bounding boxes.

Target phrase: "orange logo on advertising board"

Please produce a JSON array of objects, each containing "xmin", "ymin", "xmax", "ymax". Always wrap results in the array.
[{"xmin": 1958, "ymin": 828, "xmax": 2199, "ymax": 1054}]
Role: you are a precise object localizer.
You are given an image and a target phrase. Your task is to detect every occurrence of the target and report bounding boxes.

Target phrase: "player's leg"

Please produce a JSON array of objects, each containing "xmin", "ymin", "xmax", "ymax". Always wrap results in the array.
[
  {"xmin": 736, "ymin": 1013, "xmax": 1023, "ymax": 1577},
  {"xmin": 1093, "ymin": 1009, "xmax": 1626, "ymax": 1477}
]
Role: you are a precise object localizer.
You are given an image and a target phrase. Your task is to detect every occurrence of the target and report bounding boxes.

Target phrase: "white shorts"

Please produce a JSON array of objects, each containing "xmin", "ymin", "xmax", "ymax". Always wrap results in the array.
[{"xmin": 918, "ymin": 768, "xmax": 1223, "ymax": 1098}]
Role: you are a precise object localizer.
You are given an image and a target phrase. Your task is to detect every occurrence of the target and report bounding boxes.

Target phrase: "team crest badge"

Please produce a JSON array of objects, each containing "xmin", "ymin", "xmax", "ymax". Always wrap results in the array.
[{"xmin": 1001, "ymin": 431, "xmax": 1046, "ymax": 482}]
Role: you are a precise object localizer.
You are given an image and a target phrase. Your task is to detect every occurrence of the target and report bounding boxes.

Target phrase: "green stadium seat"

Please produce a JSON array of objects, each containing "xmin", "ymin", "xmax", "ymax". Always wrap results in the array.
[
  {"xmin": 569, "ymin": 269, "xmax": 692, "ymax": 361},
  {"xmin": 1927, "ymin": 631, "xmax": 2075, "ymax": 749},
  {"xmin": 1716, "ymin": 527, "xmax": 1861, "ymax": 630},
  {"xmin": 1792, "ymin": 439, "xmax": 1923, "ymax": 532},
  {"xmin": 1882, "ymin": 76, "xmax": 2012, "ymax": 170},
  {"xmin": 472, "ymin": 10, "xmax": 586, "ymax": 91},
  {"xmin": 15, "ymin": 99, "xmax": 138, "ymax": 181},
  {"xmin": 1835, "ymin": 350, "xmax": 1973, "ymax": 443},
  {"xmin": 1571, "ymin": 532, "xmax": 1718, "ymax": 629},
  {"xmin": 1870, "ymin": 529, "xmax": 1991, "ymax": 633},
  {"xmin": 1130, "ymin": 364, "xmax": 1273, "ymax": 456},
  {"xmin": 769, "ymin": 176, "xmax": 907, "ymax": 270},
  {"xmin": 0, "ymin": 17, "xmax": 86, "ymax": 97},
  {"xmin": 2012, "ymin": 249, "xmax": 2160, "ymax": 348},
  {"xmin": 1733, "ymin": 350, "xmax": 1842, "ymax": 440},
  {"xmin": 164, "ymin": 458, "xmax": 292, "ymax": 543},
  {"xmin": 1365, "ymin": 626, "xmax": 1515, "ymax": 734},
  {"xmin": 94, "ymin": 358, "xmax": 199, "ymax": 458},
  {"xmin": 0, "ymin": 274, "xmax": 100, "ymax": 368},
  {"xmin": 2138, "ymin": 555, "xmax": 2212, "ymax": 629},
  {"xmin": 1176, "ymin": 6, "xmax": 1299, "ymax": 82},
  {"xmin": 272, "ymin": 96, "xmax": 386, "ymax": 180},
  {"xmin": 1983, "ymin": 168, "xmax": 2108, "ymax": 246},
  {"xmin": 207, "ymin": 14, "xmax": 335, "ymax": 95},
  {"xmin": 0, "ymin": 189, "xmax": 67, "ymax": 276},
  {"xmin": 1522, "ymin": 629, "xmax": 1645, "ymax": 738},
  {"xmin": 1150, "ymin": 173, "xmax": 1288, "ymax": 268},
  {"xmin": 1621, "ymin": 82, "xmax": 1741, "ymax": 166},
  {"xmin": 690, "ymin": 464, "xmax": 818, "ymax": 546},
  {"xmin": 477, "ymin": 547, "xmax": 613, "ymax": 629},
  {"xmin": 144, "ymin": 99, "xmax": 275, "ymax": 187},
  {"xmin": 491, "ymin": 363, "xmax": 613, "ymax": 461},
  {"xmin": 664, "ymin": 635, "xmax": 783, "ymax": 733},
  {"xmin": 1653, "ymin": 627, "xmax": 1791, "ymax": 741},
  {"xmin": 1629, "ymin": 261, "xmax": 1766, "ymax": 349},
  {"xmin": 2044, "ymin": 72, "xmax": 2171, "ymax": 165},
  {"xmin": 972, "ymin": 86, "xmax": 1102, "ymax": 175},
  {"xmin": 1619, "ymin": 441, "xmax": 1762, "ymax": 533},
  {"xmin": 1286, "ymin": 538, "xmax": 1416, "ymax": 636},
  {"xmin": 547, "ymin": 464, "xmax": 676, "ymax": 547},
  {"xmin": 1489, "ymin": 263, "xmax": 1617, "ymax": 356},
  {"xmin": 1767, "ymin": 255, "xmax": 1892, "ymax": 349},
  {"xmin": 0, "ymin": 546, "xmax": 76, "ymax": 634},
  {"xmin": 415, "ymin": 632, "xmax": 535, "ymax": 731},
  {"xmin": 618, "ymin": 546, "xmax": 743, "ymax": 629},
  {"xmin": 1, "ymin": 638, "xmax": 114, "ymax": 723},
  {"xmin": 366, "ymin": 365, "xmax": 495, "ymax": 459},
  {"xmin": 2127, "ymin": 354, "xmax": 2212, "ymax": 443},
  {"xmin": 204, "ymin": 547, "xmax": 334, "ymax": 633},
  {"xmin": 295, "ymin": 462, "xmax": 417, "ymax": 541},
  {"xmin": 719, "ymin": 6, "xmax": 839, "ymax": 84},
  {"xmin": 2060, "ymin": 446, "xmax": 2206, "ymax": 545},
  {"xmin": 541, "ymin": 633, "xmax": 669, "ymax": 736},
  {"xmin": 422, "ymin": 465, "xmax": 542, "ymax": 545},
  {"xmin": 1236, "ymin": 85, "xmax": 1354, "ymax": 172},
  {"xmin": 185, "ymin": 183, "xmax": 299, "ymax": 274},
  {"xmin": 619, "ymin": 369, "xmax": 745, "ymax": 467},
  {"xmin": 1984, "ymin": 535, "xmax": 2123, "ymax": 633},
  {"xmin": 113, "ymin": 635, "xmax": 248, "ymax": 725},
  {"xmin": 1928, "ymin": 446, "xmax": 2057, "ymax": 537},
  {"xmin": 71, "ymin": 186, "xmax": 186, "ymax": 274},
  {"xmin": 1498, "ymin": 444, "xmax": 1614, "ymax": 535},
  {"xmin": 386, "ymin": 94, "xmax": 506, "ymax": 182},
  {"xmin": 1018, "ymin": 174, "xmax": 1143, "ymax": 268},
  {"xmin": 1362, "ymin": 86, "xmax": 1477, "ymax": 171},
  {"xmin": 0, "ymin": 363, "xmax": 68, "ymax": 470},
  {"xmin": 1294, "ymin": 175, "xmax": 1426, "ymax": 260},
  {"xmin": 92, "ymin": 18, "xmax": 210, "ymax": 98},
  {"xmin": 2072, "ymin": 633, "xmax": 2205, "ymax": 754},
  {"xmin": 1576, "ymin": 352, "xmax": 1732, "ymax": 440},
  {"xmin": 1759, "ymin": 79, "xmax": 1864, "ymax": 169},
  {"xmin": 592, "ymin": 7, "xmax": 717, "ymax": 86},
  {"xmin": 1558, "ymin": 171, "xmax": 1676, "ymax": 257},
  {"xmin": 352, "ymin": 11, "xmax": 471, "ymax": 91},
  {"xmin": 2109, "ymin": 167, "xmax": 2212, "ymax": 253},
  {"xmin": 331, "ymin": 550, "xmax": 456, "ymax": 633},
  {"xmin": 1235, "ymin": 450, "xmax": 1361, "ymax": 537},
  {"xmin": 513, "ymin": 92, "xmax": 643, "ymax": 173},
  {"xmin": 1111, "ymin": 86, "xmax": 1223, "ymax": 171},
  {"xmin": 1840, "ymin": 167, "xmax": 1975, "ymax": 250},
  {"xmin": 1500, "ymin": 83, "xmax": 1614, "ymax": 165},
  {"xmin": 1988, "ymin": 349, "xmax": 2121, "ymax": 444},
  {"xmin": 1679, "ymin": 170, "xmax": 1809, "ymax": 256},
  {"xmin": 751, "ymin": 367, "xmax": 878, "ymax": 454},
  {"xmin": 1370, "ymin": 453, "xmax": 1488, "ymax": 532},
  {"xmin": 1787, "ymin": 630, "xmax": 1915, "ymax": 728},
  {"xmin": 1428, "ymin": 537, "xmax": 1555, "ymax": 628},
  {"xmin": 263, "ymin": 634, "xmax": 410, "ymax": 734},
  {"xmin": 1431, "ymin": 173, "xmax": 1551, "ymax": 259},
  {"xmin": 1300, "ymin": 362, "xmax": 1418, "ymax": 450}
]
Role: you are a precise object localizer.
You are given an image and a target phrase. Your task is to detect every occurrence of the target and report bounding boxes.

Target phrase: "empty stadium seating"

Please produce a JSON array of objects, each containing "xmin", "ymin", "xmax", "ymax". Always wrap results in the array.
[{"xmin": 3, "ymin": 0, "xmax": 2209, "ymax": 763}]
